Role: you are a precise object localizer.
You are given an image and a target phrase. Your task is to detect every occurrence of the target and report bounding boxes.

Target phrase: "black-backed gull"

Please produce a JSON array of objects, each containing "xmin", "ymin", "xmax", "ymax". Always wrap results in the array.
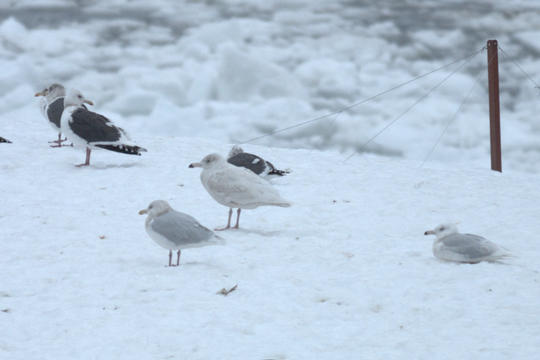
[
  {"xmin": 227, "ymin": 145, "xmax": 289, "ymax": 176},
  {"xmin": 61, "ymin": 89, "xmax": 147, "ymax": 167},
  {"xmin": 35, "ymin": 83, "xmax": 90, "ymax": 147}
]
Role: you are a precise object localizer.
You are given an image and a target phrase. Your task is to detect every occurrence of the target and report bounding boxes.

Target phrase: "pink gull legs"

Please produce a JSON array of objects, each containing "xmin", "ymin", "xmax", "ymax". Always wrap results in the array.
[
  {"xmin": 233, "ymin": 209, "xmax": 241, "ymax": 229},
  {"xmin": 215, "ymin": 208, "xmax": 233, "ymax": 231},
  {"xmin": 76, "ymin": 148, "xmax": 91, "ymax": 167},
  {"xmin": 216, "ymin": 208, "xmax": 241, "ymax": 231},
  {"xmin": 49, "ymin": 133, "xmax": 72, "ymax": 148},
  {"xmin": 167, "ymin": 250, "xmax": 181, "ymax": 267}
]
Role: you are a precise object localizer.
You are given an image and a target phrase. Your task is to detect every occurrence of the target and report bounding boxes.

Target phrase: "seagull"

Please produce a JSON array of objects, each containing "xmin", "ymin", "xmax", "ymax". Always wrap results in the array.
[
  {"xmin": 424, "ymin": 224, "xmax": 508, "ymax": 263},
  {"xmin": 60, "ymin": 89, "xmax": 147, "ymax": 167},
  {"xmin": 35, "ymin": 83, "xmax": 90, "ymax": 147},
  {"xmin": 189, "ymin": 153, "xmax": 291, "ymax": 230},
  {"xmin": 139, "ymin": 200, "xmax": 223, "ymax": 266},
  {"xmin": 0, "ymin": 136, "xmax": 11, "ymax": 143},
  {"xmin": 227, "ymin": 145, "xmax": 290, "ymax": 176}
]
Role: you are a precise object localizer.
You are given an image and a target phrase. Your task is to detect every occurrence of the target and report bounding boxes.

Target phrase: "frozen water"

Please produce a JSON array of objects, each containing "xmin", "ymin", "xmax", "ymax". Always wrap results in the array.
[{"xmin": 1, "ymin": 1, "xmax": 540, "ymax": 171}]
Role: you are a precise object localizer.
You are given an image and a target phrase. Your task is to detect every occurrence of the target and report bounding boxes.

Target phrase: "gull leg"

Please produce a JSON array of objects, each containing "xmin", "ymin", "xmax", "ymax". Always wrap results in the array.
[
  {"xmin": 76, "ymin": 148, "xmax": 91, "ymax": 167},
  {"xmin": 176, "ymin": 250, "xmax": 181, "ymax": 266},
  {"xmin": 49, "ymin": 133, "xmax": 72, "ymax": 147},
  {"xmin": 233, "ymin": 208, "xmax": 241, "ymax": 229},
  {"xmin": 48, "ymin": 133, "xmax": 64, "ymax": 147},
  {"xmin": 168, "ymin": 250, "xmax": 172, "ymax": 267},
  {"xmin": 215, "ymin": 208, "xmax": 232, "ymax": 231}
]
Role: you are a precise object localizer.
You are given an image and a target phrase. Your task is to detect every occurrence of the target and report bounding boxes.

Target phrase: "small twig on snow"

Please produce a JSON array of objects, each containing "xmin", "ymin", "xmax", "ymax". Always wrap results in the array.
[{"xmin": 217, "ymin": 284, "xmax": 238, "ymax": 296}]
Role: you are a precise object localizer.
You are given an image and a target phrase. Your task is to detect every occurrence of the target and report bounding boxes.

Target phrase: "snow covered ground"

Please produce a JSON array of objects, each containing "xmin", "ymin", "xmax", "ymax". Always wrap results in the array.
[
  {"xmin": 2, "ymin": 1, "xmax": 540, "ymax": 359},
  {"xmin": 1, "ymin": 119, "xmax": 540, "ymax": 358},
  {"xmin": 1, "ymin": 0, "xmax": 540, "ymax": 172}
]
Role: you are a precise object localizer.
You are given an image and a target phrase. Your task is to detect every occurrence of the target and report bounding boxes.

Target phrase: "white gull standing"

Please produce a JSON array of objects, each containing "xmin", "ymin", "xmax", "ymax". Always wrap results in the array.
[
  {"xmin": 189, "ymin": 153, "xmax": 291, "ymax": 230},
  {"xmin": 139, "ymin": 200, "xmax": 223, "ymax": 266},
  {"xmin": 60, "ymin": 89, "xmax": 147, "ymax": 167},
  {"xmin": 35, "ymin": 83, "xmax": 90, "ymax": 147},
  {"xmin": 424, "ymin": 223, "xmax": 508, "ymax": 263},
  {"xmin": 227, "ymin": 145, "xmax": 290, "ymax": 176}
]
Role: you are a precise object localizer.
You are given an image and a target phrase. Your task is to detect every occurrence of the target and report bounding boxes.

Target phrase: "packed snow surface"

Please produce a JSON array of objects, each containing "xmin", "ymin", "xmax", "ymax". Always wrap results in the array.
[{"xmin": 1, "ymin": 124, "xmax": 540, "ymax": 358}]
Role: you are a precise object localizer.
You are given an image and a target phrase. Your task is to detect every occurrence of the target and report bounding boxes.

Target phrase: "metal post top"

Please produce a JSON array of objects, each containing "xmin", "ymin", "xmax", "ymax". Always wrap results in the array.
[{"xmin": 487, "ymin": 39, "xmax": 498, "ymax": 47}]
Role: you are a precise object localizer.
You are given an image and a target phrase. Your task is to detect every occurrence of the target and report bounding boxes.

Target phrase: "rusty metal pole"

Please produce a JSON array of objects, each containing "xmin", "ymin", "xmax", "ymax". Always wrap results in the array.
[{"xmin": 487, "ymin": 40, "xmax": 502, "ymax": 172}]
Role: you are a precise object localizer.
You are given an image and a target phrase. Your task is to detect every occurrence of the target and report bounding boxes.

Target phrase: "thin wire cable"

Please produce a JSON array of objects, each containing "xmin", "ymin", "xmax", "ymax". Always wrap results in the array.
[
  {"xmin": 499, "ymin": 45, "xmax": 540, "ymax": 89},
  {"xmin": 239, "ymin": 47, "xmax": 485, "ymax": 144},
  {"xmin": 419, "ymin": 77, "xmax": 480, "ymax": 167},
  {"xmin": 343, "ymin": 48, "xmax": 482, "ymax": 162},
  {"xmin": 420, "ymin": 50, "xmax": 498, "ymax": 167}
]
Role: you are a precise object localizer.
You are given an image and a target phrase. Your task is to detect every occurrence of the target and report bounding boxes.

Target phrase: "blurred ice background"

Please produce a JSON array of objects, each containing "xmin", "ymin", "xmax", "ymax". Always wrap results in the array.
[{"xmin": 1, "ymin": 0, "xmax": 540, "ymax": 172}]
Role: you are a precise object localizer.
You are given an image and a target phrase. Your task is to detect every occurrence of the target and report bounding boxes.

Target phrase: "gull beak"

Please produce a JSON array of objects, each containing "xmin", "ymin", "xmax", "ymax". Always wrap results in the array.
[
  {"xmin": 35, "ymin": 91, "xmax": 45, "ymax": 97},
  {"xmin": 189, "ymin": 162, "xmax": 202, "ymax": 168},
  {"xmin": 138, "ymin": 209, "xmax": 148, "ymax": 215},
  {"xmin": 83, "ymin": 99, "xmax": 94, "ymax": 106},
  {"xmin": 424, "ymin": 230, "xmax": 435, "ymax": 236}
]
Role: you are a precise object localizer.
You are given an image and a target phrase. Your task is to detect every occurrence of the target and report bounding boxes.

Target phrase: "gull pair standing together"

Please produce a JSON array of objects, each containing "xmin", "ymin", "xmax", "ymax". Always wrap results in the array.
[
  {"xmin": 35, "ymin": 83, "xmax": 86, "ymax": 147},
  {"xmin": 189, "ymin": 153, "xmax": 291, "ymax": 230},
  {"xmin": 139, "ymin": 152, "xmax": 291, "ymax": 267},
  {"xmin": 35, "ymin": 84, "xmax": 147, "ymax": 166}
]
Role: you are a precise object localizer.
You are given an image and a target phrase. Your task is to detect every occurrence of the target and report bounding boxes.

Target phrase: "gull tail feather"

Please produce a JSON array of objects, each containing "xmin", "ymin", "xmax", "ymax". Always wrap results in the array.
[
  {"xmin": 272, "ymin": 199, "xmax": 292, "ymax": 207},
  {"xmin": 96, "ymin": 144, "xmax": 147, "ymax": 155},
  {"xmin": 486, "ymin": 252, "xmax": 513, "ymax": 264},
  {"xmin": 268, "ymin": 168, "xmax": 291, "ymax": 176}
]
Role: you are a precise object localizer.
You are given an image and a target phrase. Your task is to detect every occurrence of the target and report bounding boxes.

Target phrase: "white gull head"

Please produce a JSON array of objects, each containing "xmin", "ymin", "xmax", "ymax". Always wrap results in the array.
[
  {"xmin": 189, "ymin": 153, "xmax": 227, "ymax": 170},
  {"xmin": 424, "ymin": 223, "xmax": 459, "ymax": 239},
  {"xmin": 139, "ymin": 200, "xmax": 172, "ymax": 218},
  {"xmin": 35, "ymin": 83, "xmax": 65, "ymax": 102},
  {"xmin": 64, "ymin": 88, "xmax": 94, "ymax": 108}
]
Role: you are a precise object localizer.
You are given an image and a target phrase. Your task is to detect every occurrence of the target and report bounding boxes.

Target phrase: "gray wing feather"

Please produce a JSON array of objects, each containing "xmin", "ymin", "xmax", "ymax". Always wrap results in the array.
[
  {"xmin": 69, "ymin": 108, "xmax": 122, "ymax": 143},
  {"xmin": 227, "ymin": 153, "xmax": 267, "ymax": 175},
  {"xmin": 441, "ymin": 233, "xmax": 496, "ymax": 259},
  {"xmin": 48, "ymin": 98, "xmax": 88, "ymax": 128},
  {"xmin": 151, "ymin": 211, "xmax": 214, "ymax": 246},
  {"xmin": 47, "ymin": 97, "xmax": 64, "ymax": 128}
]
